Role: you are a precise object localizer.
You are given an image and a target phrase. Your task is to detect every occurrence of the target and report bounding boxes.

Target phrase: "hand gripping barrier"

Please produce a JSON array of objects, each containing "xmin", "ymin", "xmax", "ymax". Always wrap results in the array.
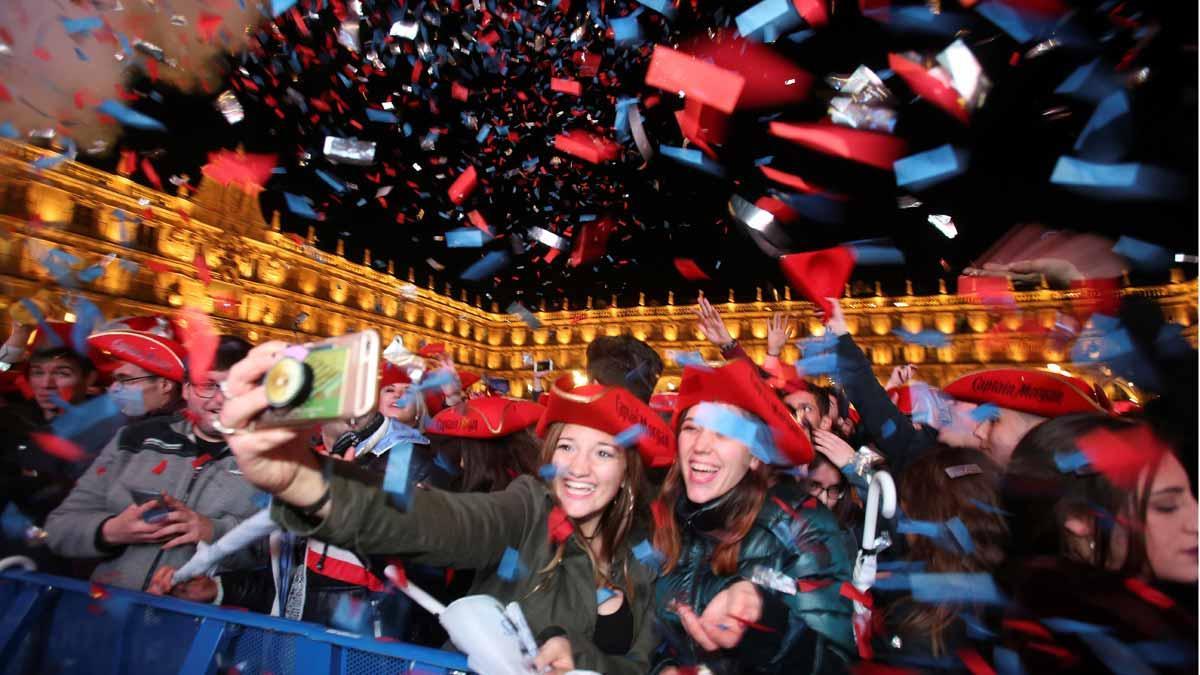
[{"xmin": 0, "ymin": 569, "xmax": 472, "ymax": 675}]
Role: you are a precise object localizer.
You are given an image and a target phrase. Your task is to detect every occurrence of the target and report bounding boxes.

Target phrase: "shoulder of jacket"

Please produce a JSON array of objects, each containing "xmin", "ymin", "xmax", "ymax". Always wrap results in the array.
[
  {"xmin": 756, "ymin": 482, "xmax": 842, "ymax": 536},
  {"xmin": 117, "ymin": 414, "xmax": 192, "ymax": 454}
]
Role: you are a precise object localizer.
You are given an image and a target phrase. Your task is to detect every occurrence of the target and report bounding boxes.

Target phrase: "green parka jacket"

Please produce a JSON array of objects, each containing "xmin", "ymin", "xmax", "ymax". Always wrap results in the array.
[{"xmin": 272, "ymin": 472, "xmax": 659, "ymax": 674}]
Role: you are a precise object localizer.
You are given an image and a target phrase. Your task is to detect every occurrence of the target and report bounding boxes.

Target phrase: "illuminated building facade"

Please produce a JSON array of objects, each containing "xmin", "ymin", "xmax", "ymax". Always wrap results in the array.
[{"xmin": 1, "ymin": 140, "xmax": 1195, "ymax": 401}]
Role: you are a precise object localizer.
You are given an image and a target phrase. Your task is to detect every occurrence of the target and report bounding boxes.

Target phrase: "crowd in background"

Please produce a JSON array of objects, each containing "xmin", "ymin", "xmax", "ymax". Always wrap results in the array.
[{"xmin": 1, "ymin": 257, "xmax": 1196, "ymax": 675}]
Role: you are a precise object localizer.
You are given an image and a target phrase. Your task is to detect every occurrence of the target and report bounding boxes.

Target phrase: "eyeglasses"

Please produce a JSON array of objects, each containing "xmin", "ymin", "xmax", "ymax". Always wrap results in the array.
[
  {"xmin": 110, "ymin": 375, "xmax": 160, "ymax": 389},
  {"xmin": 190, "ymin": 382, "xmax": 222, "ymax": 399},
  {"xmin": 808, "ymin": 482, "xmax": 845, "ymax": 502}
]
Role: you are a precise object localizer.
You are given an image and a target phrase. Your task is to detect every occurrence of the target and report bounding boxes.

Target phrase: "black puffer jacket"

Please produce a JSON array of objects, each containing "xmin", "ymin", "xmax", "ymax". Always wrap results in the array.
[{"xmin": 653, "ymin": 480, "xmax": 858, "ymax": 674}]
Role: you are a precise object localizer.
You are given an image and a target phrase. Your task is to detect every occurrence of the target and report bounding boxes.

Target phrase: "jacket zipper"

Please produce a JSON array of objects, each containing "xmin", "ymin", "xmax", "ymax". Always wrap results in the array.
[{"xmin": 138, "ymin": 457, "xmax": 210, "ymax": 591}]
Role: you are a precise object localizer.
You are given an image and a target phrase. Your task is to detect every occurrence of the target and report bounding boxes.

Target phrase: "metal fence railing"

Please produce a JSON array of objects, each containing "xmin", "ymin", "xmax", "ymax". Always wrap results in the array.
[{"xmin": 0, "ymin": 569, "xmax": 471, "ymax": 675}]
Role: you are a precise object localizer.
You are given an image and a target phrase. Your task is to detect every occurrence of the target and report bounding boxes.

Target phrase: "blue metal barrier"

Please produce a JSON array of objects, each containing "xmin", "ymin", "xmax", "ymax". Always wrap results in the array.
[{"xmin": 0, "ymin": 570, "xmax": 472, "ymax": 675}]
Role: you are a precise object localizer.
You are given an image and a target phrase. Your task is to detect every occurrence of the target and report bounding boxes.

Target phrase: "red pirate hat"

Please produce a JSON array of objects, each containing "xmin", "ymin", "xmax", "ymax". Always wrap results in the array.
[
  {"xmin": 649, "ymin": 391, "xmax": 678, "ymax": 415},
  {"xmin": 886, "ymin": 384, "xmax": 916, "ymax": 415},
  {"xmin": 379, "ymin": 363, "xmax": 413, "ymax": 389},
  {"xmin": 944, "ymin": 368, "xmax": 1109, "ymax": 418},
  {"xmin": 86, "ymin": 316, "xmax": 187, "ymax": 382},
  {"xmin": 426, "ymin": 396, "xmax": 545, "ymax": 438},
  {"xmin": 779, "ymin": 246, "xmax": 856, "ymax": 319},
  {"xmin": 672, "ymin": 359, "xmax": 813, "ymax": 465},
  {"xmin": 535, "ymin": 377, "xmax": 675, "ymax": 468},
  {"xmin": 424, "ymin": 371, "xmax": 482, "ymax": 415}
]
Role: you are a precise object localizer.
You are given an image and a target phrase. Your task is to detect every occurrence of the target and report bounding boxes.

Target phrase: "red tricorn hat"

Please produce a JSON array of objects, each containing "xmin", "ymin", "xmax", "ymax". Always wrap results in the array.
[
  {"xmin": 426, "ymin": 396, "xmax": 545, "ymax": 439},
  {"xmin": 649, "ymin": 391, "xmax": 678, "ymax": 415},
  {"xmin": 86, "ymin": 316, "xmax": 187, "ymax": 382},
  {"xmin": 779, "ymin": 246, "xmax": 855, "ymax": 319},
  {"xmin": 943, "ymin": 368, "xmax": 1109, "ymax": 418},
  {"xmin": 417, "ymin": 342, "xmax": 446, "ymax": 357},
  {"xmin": 535, "ymin": 377, "xmax": 675, "ymax": 469},
  {"xmin": 672, "ymin": 359, "xmax": 813, "ymax": 465},
  {"xmin": 424, "ymin": 371, "xmax": 483, "ymax": 415},
  {"xmin": 379, "ymin": 363, "xmax": 413, "ymax": 389}
]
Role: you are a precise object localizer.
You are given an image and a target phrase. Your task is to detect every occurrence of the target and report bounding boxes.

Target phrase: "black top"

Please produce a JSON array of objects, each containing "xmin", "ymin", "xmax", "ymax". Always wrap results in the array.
[{"xmin": 593, "ymin": 597, "xmax": 634, "ymax": 655}]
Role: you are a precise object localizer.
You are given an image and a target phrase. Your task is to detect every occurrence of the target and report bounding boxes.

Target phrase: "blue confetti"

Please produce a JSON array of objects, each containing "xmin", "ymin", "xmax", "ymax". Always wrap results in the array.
[
  {"xmin": 894, "ymin": 145, "xmax": 969, "ymax": 191},
  {"xmin": 283, "ymin": 192, "xmax": 319, "ymax": 219},
  {"xmin": 945, "ymin": 517, "xmax": 974, "ymax": 554},
  {"xmin": 636, "ymin": 0, "xmax": 676, "ymax": 17},
  {"xmin": 994, "ymin": 647, "xmax": 1026, "ymax": 675},
  {"xmin": 433, "ymin": 452, "xmax": 460, "ymax": 477},
  {"xmin": 596, "ymin": 587, "xmax": 616, "ymax": 605},
  {"xmin": 365, "ymin": 108, "xmax": 399, "ymax": 123},
  {"xmin": 74, "ymin": 47, "xmax": 90, "ymax": 62},
  {"xmin": 794, "ymin": 353, "xmax": 838, "ymax": 376},
  {"xmin": 95, "ymin": 100, "xmax": 167, "ymax": 131},
  {"xmin": 1054, "ymin": 450, "xmax": 1091, "ymax": 473},
  {"xmin": 892, "ymin": 327, "xmax": 950, "ymax": 348},
  {"xmin": 497, "ymin": 547, "xmax": 527, "ymax": 582},
  {"xmin": 609, "ymin": 15, "xmax": 643, "ymax": 45},
  {"xmin": 1078, "ymin": 633, "xmax": 1155, "ymax": 675},
  {"xmin": 1056, "ymin": 59, "xmax": 1119, "ymax": 104},
  {"xmin": 382, "ymin": 441, "xmax": 416, "ymax": 510},
  {"xmin": 612, "ymin": 424, "xmax": 646, "ymax": 449},
  {"xmin": 506, "ymin": 301, "xmax": 541, "ymax": 329},
  {"xmin": 960, "ymin": 611, "xmax": 996, "ymax": 639},
  {"xmin": 0, "ymin": 122, "xmax": 18, "ymax": 139},
  {"xmin": 1113, "ymin": 236, "xmax": 1173, "ymax": 271},
  {"xmin": 1050, "ymin": 156, "xmax": 1183, "ymax": 200},
  {"xmin": 659, "ymin": 145, "xmax": 725, "ymax": 177},
  {"xmin": 735, "ymin": 0, "xmax": 803, "ymax": 44},
  {"xmin": 1074, "ymin": 91, "xmax": 1132, "ymax": 163},
  {"xmin": 896, "ymin": 518, "xmax": 943, "ymax": 539},
  {"xmin": 445, "ymin": 228, "xmax": 490, "ymax": 248},
  {"xmin": 672, "ymin": 351, "xmax": 707, "ymax": 368},
  {"xmin": 483, "ymin": 375, "xmax": 510, "ymax": 394},
  {"xmin": 632, "ymin": 539, "xmax": 665, "ymax": 574},
  {"xmin": 61, "ymin": 16, "xmax": 104, "ymax": 35},
  {"xmin": 1, "ymin": 503, "xmax": 34, "ymax": 542},
  {"xmin": 108, "ymin": 386, "xmax": 147, "ymax": 418},
  {"xmin": 692, "ymin": 402, "xmax": 785, "ymax": 465},
  {"xmin": 850, "ymin": 245, "xmax": 906, "ymax": 266},
  {"xmin": 460, "ymin": 251, "xmax": 510, "ymax": 282},
  {"xmin": 251, "ymin": 491, "xmax": 272, "ymax": 510},
  {"xmin": 1131, "ymin": 641, "xmax": 1197, "ymax": 667},
  {"xmin": 315, "ymin": 169, "xmax": 347, "ymax": 193},
  {"xmin": 969, "ymin": 403, "xmax": 1001, "ymax": 423},
  {"xmin": 51, "ymin": 394, "xmax": 126, "ymax": 455},
  {"xmin": 68, "ymin": 296, "xmax": 103, "ymax": 355},
  {"xmin": 880, "ymin": 418, "xmax": 897, "ymax": 439},
  {"xmin": 909, "ymin": 572, "xmax": 1005, "ymax": 605},
  {"xmin": 538, "ymin": 464, "xmax": 559, "ymax": 480},
  {"xmin": 863, "ymin": 5, "xmax": 969, "ymax": 36},
  {"xmin": 968, "ymin": 498, "xmax": 1010, "ymax": 517},
  {"xmin": 1041, "ymin": 617, "xmax": 1109, "ymax": 634}
]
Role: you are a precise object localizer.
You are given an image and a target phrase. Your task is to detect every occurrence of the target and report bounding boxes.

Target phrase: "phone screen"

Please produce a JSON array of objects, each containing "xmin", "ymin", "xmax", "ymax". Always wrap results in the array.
[{"xmin": 285, "ymin": 343, "xmax": 351, "ymax": 421}]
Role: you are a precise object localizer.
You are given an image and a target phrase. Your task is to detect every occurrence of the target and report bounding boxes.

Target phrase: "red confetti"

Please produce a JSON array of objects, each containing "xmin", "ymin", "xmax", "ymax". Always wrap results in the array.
[
  {"xmin": 117, "ymin": 150, "xmax": 137, "ymax": 176},
  {"xmin": 178, "ymin": 308, "xmax": 218, "ymax": 384},
  {"xmin": 96, "ymin": 466, "xmax": 107, "ymax": 476},
  {"xmin": 1077, "ymin": 426, "xmax": 1166, "ymax": 490},
  {"xmin": 957, "ymin": 647, "xmax": 996, "ymax": 675},
  {"xmin": 779, "ymin": 246, "xmax": 856, "ymax": 319},
  {"xmin": 145, "ymin": 260, "xmax": 170, "ymax": 274},
  {"xmin": 729, "ymin": 615, "xmax": 777, "ymax": 633},
  {"xmin": 547, "ymin": 506, "xmax": 574, "ymax": 544},
  {"xmin": 889, "ymin": 52, "xmax": 970, "ymax": 124},
  {"xmin": 550, "ymin": 77, "xmax": 582, "ymax": 96},
  {"xmin": 796, "ymin": 578, "xmax": 834, "ymax": 593},
  {"xmin": 645, "ymin": 45, "xmax": 746, "ymax": 114},
  {"xmin": 151, "ymin": 459, "xmax": 168, "ymax": 475},
  {"xmin": 448, "ymin": 165, "xmax": 478, "ymax": 205},
  {"xmin": 1124, "ymin": 577, "xmax": 1174, "ymax": 609},
  {"xmin": 30, "ymin": 432, "xmax": 86, "ymax": 462},
  {"xmin": 553, "ymin": 130, "xmax": 620, "ymax": 164},
  {"xmin": 768, "ymin": 122, "xmax": 908, "ymax": 170},
  {"xmin": 191, "ymin": 453, "xmax": 213, "ymax": 469},
  {"xmin": 839, "ymin": 581, "xmax": 873, "ymax": 608},
  {"xmin": 140, "ymin": 158, "xmax": 163, "ymax": 191},
  {"xmin": 193, "ymin": 252, "xmax": 211, "ymax": 285},
  {"xmin": 196, "ymin": 12, "xmax": 223, "ymax": 43},
  {"xmin": 451, "ymin": 82, "xmax": 470, "ymax": 101},
  {"xmin": 200, "ymin": 149, "xmax": 277, "ymax": 192},
  {"xmin": 1003, "ymin": 619, "xmax": 1052, "ymax": 640},
  {"xmin": 673, "ymin": 258, "xmax": 710, "ymax": 281},
  {"xmin": 0, "ymin": 82, "xmax": 10, "ymax": 103},
  {"xmin": 89, "ymin": 582, "xmax": 109, "ymax": 600}
]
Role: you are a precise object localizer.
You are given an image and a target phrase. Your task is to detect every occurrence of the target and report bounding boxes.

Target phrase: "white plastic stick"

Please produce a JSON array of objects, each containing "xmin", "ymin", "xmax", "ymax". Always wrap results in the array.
[{"xmin": 384, "ymin": 564, "xmax": 446, "ymax": 615}]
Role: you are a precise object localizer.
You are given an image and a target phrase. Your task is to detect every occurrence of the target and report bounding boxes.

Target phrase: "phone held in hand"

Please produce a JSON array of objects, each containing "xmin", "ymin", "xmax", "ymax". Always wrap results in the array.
[
  {"xmin": 130, "ymin": 489, "xmax": 172, "ymax": 524},
  {"xmin": 256, "ymin": 331, "xmax": 381, "ymax": 429}
]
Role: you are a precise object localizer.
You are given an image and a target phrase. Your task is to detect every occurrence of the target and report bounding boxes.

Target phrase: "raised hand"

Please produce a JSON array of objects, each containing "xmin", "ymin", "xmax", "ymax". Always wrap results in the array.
[
  {"xmin": 696, "ymin": 296, "xmax": 733, "ymax": 347},
  {"xmin": 766, "ymin": 312, "xmax": 793, "ymax": 357}
]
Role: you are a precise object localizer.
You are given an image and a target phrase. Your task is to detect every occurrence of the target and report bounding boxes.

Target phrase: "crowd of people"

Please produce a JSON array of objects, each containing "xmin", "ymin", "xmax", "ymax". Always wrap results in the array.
[{"xmin": 1, "ymin": 265, "xmax": 1196, "ymax": 675}]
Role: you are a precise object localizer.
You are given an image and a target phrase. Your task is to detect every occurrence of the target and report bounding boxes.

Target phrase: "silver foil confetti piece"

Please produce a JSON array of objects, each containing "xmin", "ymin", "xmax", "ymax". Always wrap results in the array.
[{"xmin": 323, "ymin": 136, "xmax": 377, "ymax": 165}]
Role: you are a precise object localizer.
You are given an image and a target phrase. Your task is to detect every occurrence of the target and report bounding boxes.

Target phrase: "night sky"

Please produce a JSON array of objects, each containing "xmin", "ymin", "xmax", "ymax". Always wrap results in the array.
[{"xmin": 85, "ymin": 0, "xmax": 1197, "ymax": 308}]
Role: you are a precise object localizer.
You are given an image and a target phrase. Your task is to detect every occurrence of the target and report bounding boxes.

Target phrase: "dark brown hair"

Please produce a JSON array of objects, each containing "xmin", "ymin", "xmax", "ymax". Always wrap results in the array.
[
  {"xmin": 808, "ymin": 452, "xmax": 857, "ymax": 528},
  {"xmin": 1003, "ymin": 413, "xmax": 1168, "ymax": 578},
  {"xmin": 889, "ymin": 445, "xmax": 1009, "ymax": 656},
  {"xmin": 430, "ymin": 430, "xmax": 540, "ymax": 493},
  {"xmin": 536, "ymin": 422, "xmax": 651, "ymax": 595}
]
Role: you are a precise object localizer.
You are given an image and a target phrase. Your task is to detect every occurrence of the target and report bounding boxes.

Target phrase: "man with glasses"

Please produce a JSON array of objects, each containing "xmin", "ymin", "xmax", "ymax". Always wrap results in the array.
[
  {"xmin": 87, "ymin": 316, "xmax": 189, "ymax": 419},
  {"xmin": 46, "ymin": 335, "xmax": 265, "ymax": 592}
]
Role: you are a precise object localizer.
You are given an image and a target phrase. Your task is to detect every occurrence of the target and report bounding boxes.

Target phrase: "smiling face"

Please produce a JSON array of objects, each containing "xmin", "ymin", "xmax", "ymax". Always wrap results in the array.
[
  {"xmin": 677, "ymin": 404, "xmax": 762, "ymax": 504},
  {"xmin": 549, "ymin": 423, "xmax": 627, "ymax": 532},
  {"xmin": 1141, "ymin": 452, "xmax": 1199, "ymax": 584},
  {"xmin": 379, "ymin": 382, "xmax": 421, "ymax": 425}
]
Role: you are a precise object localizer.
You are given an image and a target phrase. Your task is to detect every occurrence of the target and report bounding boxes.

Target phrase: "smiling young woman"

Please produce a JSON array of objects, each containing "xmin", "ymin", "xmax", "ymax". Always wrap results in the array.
[
  {"xmin": 651, "ymin": 359, "xmax": 858, "ymax": 675},
  {"xmin": 216, "ymin": 342, "xmax": 675, "ymax": 675}
]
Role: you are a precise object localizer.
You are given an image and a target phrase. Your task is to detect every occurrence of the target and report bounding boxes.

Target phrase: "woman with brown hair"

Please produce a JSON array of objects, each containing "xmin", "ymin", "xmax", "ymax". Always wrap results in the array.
[
  {"xmin": 873, "ymin": 445, "xmax": 1008, "ymax": 669},
  {"xmin": 213, "ymin": 343, "xmax": 676, "ymax": 674},
  {"xmin": 652, "ymin": 359, "xmax": 857, "ymax": 675},
  {"xmin": 997, "ymin": 412, "xmax": 1197, "ymax": 674}
]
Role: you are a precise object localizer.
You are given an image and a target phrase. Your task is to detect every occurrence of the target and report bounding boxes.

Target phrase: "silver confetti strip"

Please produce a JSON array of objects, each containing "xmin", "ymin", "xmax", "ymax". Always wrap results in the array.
[
  {"xmin": 323, "ymin": 136, "xmax": 377, "ymax": 165},
  {"xmin": 527, "ymin": 226, "xmax": 567, "ymax": 250},
  {"xmin": 936, "ymin": 39, "xmax": 991, "ymax": 112},
  {"xmin": 827, "ymin": 65, "xmax": 894, "ymax": 106},
  {"xmin": 828, "ymin": 97, "xmax": 897, "ymax": 133},
  {"xmin": 389, "ymin": 20, "xmax": 420, "ymax": 39}
]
